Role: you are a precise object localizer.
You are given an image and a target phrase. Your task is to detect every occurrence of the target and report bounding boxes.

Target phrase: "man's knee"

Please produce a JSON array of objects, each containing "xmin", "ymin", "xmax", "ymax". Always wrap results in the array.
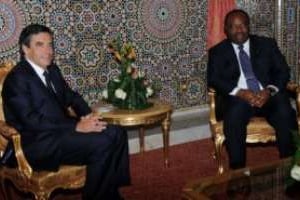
[
  {"xmin": 225, "ymin": 98, "xmax": 253, "ymax": 122},
  {"xmin": 270, "ymin": 104, "xmax": 296, "ymax": 125}
]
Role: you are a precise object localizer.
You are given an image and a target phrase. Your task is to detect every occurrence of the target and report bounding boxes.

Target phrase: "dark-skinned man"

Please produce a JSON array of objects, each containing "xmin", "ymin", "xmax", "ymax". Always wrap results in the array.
[{"xmin": 207, "ymin": 9, "xmax": 297, "ymax": 169}]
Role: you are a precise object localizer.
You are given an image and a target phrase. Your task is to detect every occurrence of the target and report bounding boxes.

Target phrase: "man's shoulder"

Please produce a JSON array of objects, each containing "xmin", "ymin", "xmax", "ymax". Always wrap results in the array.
[
  {"xmin": 209, "ymin": 39, "xmax": 231, "ymax": 54},
  {"xmin": 5, "ymin": 61, "xmax": 31, "ymax": 82},
  {"xmin": 250, "ymin": 35, "xmax": 277, "ymax": 45},
  {"xmin": 48, "ymin": 63, "xmax": 61, "ymax": 74}
]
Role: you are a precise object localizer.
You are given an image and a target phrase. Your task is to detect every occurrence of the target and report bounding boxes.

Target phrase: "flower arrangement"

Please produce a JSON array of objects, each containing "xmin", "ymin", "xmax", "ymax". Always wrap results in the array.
[
  {"xmin": 290, "ymin": 131, "xmax": 300, "ymax": 181},
  {"xmin": 102, "ymin": 35, "xmax": 153, "ymax": 110}
]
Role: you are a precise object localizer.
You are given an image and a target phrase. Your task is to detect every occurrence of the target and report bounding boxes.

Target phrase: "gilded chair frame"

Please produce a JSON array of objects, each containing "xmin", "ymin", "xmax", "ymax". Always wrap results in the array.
[
  {"xmin": 209, "ymin": 82, "xmax": 300, "ymax": 174},
  {"xmin": 0, "ymin": 62, "xmax": 86, "ymax": 200}
]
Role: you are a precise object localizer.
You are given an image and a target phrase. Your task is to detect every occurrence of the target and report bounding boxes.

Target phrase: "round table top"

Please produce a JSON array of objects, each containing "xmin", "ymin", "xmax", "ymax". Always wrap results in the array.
[{"xmin": 95, "ymin": 100, "xmax": 172, "ymax": 126}]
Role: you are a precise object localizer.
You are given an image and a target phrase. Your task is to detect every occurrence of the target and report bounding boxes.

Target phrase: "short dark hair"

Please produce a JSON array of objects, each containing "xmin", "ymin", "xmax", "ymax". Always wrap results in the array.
[
  {"xmin": 19, "ymin": 24, "xmax": 53, "ymax": 59},
  {"xmin": 224, "ymin": 9, "xmax": 250, "ymax": 29}
]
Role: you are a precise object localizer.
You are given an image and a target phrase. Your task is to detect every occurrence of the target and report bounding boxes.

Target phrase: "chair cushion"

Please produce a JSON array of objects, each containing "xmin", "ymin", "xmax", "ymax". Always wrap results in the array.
[
  {"xmin": 212, "ymin": 117, "xmax": 276, "ymax": 143},
  {"xmin": 1, "ymin": 165, "xmax": 86, "ymax": 193}
]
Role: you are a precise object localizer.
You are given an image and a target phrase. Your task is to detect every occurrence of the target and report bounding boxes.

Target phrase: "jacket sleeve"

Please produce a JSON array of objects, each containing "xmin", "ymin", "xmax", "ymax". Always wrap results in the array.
[
  {"xmin": 267, "ymin": 38, "xmax": 290, "ymax": 91},
  {"xmin": 207, "ymin": 47, "xmax": 237, "ymax": 96}
]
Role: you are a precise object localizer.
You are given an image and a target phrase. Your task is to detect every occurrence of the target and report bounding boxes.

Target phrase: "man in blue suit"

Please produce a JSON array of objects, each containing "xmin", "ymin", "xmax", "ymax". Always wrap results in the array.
[
  {"xmin": 1, "ymin": 24, "xmax": 130, "ymax": 200},
  {"xmin": 207, "ymin": 9, "xmax": 298, "ymax": 169}
]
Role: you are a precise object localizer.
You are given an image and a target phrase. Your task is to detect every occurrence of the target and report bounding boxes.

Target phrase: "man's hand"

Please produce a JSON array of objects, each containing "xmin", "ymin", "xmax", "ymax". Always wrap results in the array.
[
  {"xmin": 253, "ymin": 89, "xmax": 270, "ymax": 108},
  {"xmin": 75, "ymin": 113, "xmax": 107, "ymax": 133},
  {"xmin": 236, "ymin": 89, "xmax": 257, "ymax": 106},
  {"xmin": 236, "ymin": 89, "xmax": 270, "ymax": 108}
]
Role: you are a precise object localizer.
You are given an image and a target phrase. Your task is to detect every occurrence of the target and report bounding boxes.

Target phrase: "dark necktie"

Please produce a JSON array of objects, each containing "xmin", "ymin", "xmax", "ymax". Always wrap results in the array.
[
  {"xmin": 238, "ymin": 45, "xmax": 260, "ymax": 92},
  {"xmin": 43, "ymin": 71, "xmax": 65, "ymax": 109},
  {"xmin": 43, "ymin": 71, "xmax": 56, "ymax": 94}
]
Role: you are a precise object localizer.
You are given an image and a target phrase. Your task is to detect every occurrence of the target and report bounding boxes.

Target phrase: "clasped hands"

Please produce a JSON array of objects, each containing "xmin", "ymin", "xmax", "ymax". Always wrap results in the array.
[
  {"xmin": 236, "ymin": 89, "xmax": 270, "ymax": 108},
  {"xmin": 76, "ymin": 113, "xmax": 107, "ymax": 133}
]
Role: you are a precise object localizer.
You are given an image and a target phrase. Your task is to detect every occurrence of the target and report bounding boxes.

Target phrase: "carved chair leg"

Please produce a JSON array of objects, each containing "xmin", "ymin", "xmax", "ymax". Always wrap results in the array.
[{"xmin": 214, "ymin": 134, "xmax": 225, "ymax": 174}]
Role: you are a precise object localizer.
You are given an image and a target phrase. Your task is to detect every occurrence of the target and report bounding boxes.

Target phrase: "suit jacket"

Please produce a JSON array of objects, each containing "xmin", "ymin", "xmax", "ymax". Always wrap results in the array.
[
  {"xmin": 207, "ymin": 35, "xmax": 290, "ymax": 97},
  {"xmin": 1, "ymin": 60, "xmax": 91, "ymax": 170}
]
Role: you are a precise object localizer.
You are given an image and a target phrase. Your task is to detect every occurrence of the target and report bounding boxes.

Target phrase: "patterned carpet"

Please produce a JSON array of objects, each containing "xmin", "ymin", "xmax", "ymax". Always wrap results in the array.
[
  {"xmin": 121, "ymin": 139, "xmax": 279, "ymax": 200},
  {"xmin": 3, "ymin": 138, "xmax": 280, "ymax": 200}
]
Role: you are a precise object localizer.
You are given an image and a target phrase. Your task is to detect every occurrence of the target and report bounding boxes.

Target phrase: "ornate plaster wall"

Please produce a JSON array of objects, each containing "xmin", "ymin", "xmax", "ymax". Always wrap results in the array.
[{"xmin": 0, "ymin": 0, "xmax": 299, "ymax": 110}]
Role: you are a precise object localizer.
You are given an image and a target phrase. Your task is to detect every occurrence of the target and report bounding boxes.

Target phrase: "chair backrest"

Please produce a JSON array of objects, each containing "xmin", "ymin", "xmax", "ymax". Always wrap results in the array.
[{"xmin": 0, "ymin": 61, "xmax": 14, "ymax": 156}]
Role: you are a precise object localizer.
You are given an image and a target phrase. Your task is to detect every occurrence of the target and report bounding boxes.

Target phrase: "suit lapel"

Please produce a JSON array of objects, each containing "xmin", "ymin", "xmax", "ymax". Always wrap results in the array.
[
  {"xmin": 224, "ymin": 40, "xmax": 240, "ymax": 76},
  {"xmin": 249, "ymin": 36, "xmax": 261, "ymax": 72},
  {"xmin": 44, "ymin": 66, "xmax": 66, "ymax": 108},
  {"xmin": 22, "ymin": 60, "xmax": 64, "ymax": 107},
  {"xmin": 22, "ymin": 60, "xmax": 49, "ymax": 92}
]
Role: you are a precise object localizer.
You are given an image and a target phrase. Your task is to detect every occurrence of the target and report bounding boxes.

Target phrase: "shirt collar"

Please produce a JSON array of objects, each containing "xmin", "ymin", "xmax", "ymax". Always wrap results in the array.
[
  {"xmin": 232, "ymin": 39, "xmax": 250, "ymax": 52},
  {"xmin": 26, "ymin": 58, "xmax": 46, "ymax": 77}
]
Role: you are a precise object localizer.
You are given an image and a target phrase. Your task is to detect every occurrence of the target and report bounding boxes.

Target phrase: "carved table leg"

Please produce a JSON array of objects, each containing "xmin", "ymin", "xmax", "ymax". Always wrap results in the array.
[
  {"xmin": 161, "ymin": 112, "xmax": 171, "ymax": 168},
  {"xmin": 138, "ymin": 127, "xmax": 145, "ymax": 153}
]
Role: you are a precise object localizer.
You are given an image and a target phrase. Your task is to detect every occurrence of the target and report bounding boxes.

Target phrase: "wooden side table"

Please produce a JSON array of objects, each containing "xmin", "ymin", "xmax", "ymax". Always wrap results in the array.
[{"xmin": 95, "ymin": 101, "xmax": 172, "ymax": 167}]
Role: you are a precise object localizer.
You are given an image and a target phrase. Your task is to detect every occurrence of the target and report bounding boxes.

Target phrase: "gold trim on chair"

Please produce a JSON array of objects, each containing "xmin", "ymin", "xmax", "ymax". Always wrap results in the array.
[{"xmin": 209, "ymin": 83, "xmax": 299, "ymax": 174}]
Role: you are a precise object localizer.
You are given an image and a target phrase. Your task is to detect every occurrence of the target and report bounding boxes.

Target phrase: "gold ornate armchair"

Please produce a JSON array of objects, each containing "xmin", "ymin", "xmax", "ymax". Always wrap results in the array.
[
  {"xmin": 0, "ymin": 61, "xmax": 86, "ymax": 200},
  {"xmin": 209, "ymin": 83, "xmax": 300, "ymax": 174}
]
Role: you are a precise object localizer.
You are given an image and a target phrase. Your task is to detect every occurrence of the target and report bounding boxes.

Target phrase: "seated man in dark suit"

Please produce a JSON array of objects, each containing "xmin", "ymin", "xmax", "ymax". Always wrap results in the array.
[
  {"xmin": 207, "ymin": 9, "xmax": 298, "ymax": 169},
  {"xmin": 1, "ymin": 24, "xmax": 130, "ymax": 200}
]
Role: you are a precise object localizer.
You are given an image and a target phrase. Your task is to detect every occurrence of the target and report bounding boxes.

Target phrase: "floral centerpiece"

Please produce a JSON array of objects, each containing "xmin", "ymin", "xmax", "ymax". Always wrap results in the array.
[{"xmin": 102, "ymin": 35, "xmax": 153, "ymax": 110}]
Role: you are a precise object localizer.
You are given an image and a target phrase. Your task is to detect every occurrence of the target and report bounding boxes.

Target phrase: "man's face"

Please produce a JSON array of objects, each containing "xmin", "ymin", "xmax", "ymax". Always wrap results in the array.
[
  {"xmin": 22, "ymin": 32, "xmax": 54, "ymax": 69},
  {"xmin": 225, "ymin": 13, "xmax": 249, "ymax": 44}
]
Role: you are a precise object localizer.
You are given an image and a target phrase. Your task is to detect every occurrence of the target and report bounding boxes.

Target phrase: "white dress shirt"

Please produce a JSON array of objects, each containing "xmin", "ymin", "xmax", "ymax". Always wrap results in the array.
[{"xmin": 26, "ymin": 58, "xmax": 56, "ymax": 92}]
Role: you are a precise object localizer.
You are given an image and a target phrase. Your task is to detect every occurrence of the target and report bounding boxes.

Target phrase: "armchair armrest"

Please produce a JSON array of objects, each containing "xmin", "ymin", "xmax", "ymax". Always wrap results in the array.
[
  {"xmin": 0, "ymin": 120, "xmax": 19, "ymax": 139},
  {"xmin": 0, "ymin": 120, "xmax": 32, "ymax": 178},
  {"xmin": 208, "ymin": 88, "xmax": 217, "ymax": 125}
]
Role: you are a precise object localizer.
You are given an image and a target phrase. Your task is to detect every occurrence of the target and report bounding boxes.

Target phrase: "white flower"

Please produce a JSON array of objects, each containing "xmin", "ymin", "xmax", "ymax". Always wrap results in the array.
[
  {"xmin": 126, "ymin": 66, "xmax": 132, "ymax": 74},
  {"xmin": 146, "ymin": 87, "xmax": 153, "ymax": 98},
  {"xmin": 291, "ymin": 164, "xmax": 300, "ymax": 181},
  {"xmin": 102, "ymin": 89, "xmax": 108, "ymax": 99},
  {"xmin": 138, "ymin": 70, "xmax": 145, "ymax": 78},
  {"xmin": 131, "ymin": 63, "xmax": 138, "ymax": 68},
  {"xmin": 113, "ymin": 78, "xmax": 120, "ymax": 82},
  {"xmin": 115, "ymin": 88, "xmax": 127, "ymax": 100}
]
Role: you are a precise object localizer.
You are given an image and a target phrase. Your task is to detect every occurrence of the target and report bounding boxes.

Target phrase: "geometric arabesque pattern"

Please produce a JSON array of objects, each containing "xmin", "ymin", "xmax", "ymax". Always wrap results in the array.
[
  {"xmin": 1, "ymin": 0, "xmax": 299, "ymax": 110},
  {"xmin": 0, "ymin": 0, "xmax": 42, "ymax": 61},
  {"xmin": 280, "ymin": 0, "xmax": 300, "ymax": 83},
  {"xmin": 0, "ymin": 0, "xmax": 208, "ymax": 110},
  {"xmin": 238, "ymin": 0, "xmax": 300, "ymax": 83}
]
